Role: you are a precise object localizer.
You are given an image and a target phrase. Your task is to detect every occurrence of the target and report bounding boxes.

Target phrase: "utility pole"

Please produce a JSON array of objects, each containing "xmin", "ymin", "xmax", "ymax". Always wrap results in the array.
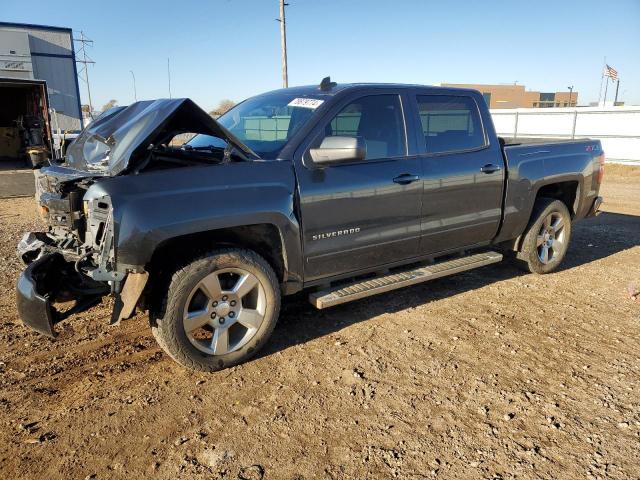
[
  {"xmin": 74, "ymin": 31, "xmax": 95, "ymax": 116},
  {"xmin": 567, "ymin": 85, "xmax": 574, "ymax": 107},
  {"xmin": 278, "ymin": 0, "xmax": 289, "ymax": 88},
  {"xmin": 614, "ymin": 79, "xmax": 620, "ymax": 105},
  {"xmin": 167, "ymin": 58, "xmax": 172, "ymax": 98},
  {"xmin": 130, "ymin": 70, "xmax": 137, "ymax": 102}
]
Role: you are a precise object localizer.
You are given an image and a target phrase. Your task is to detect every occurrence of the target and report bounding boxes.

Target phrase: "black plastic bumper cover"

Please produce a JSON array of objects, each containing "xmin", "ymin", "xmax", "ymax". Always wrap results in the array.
[
  {"xmin": 16, "ymin": 252, "xmax": 110, "ymax": 338},
  {"xmin": 16, "ymin": 253, "xmax": 62, "ymax": 337}
]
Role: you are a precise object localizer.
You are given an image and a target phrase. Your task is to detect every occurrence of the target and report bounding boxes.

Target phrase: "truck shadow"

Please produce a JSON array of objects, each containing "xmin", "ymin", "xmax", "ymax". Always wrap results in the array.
[
  {"xmin": 560, "ymin": 211, "xmax": 640, "ymax": 269},
  {"xmin": 263, "ymin": 211, "xmax": 640, "ymax": 357}
]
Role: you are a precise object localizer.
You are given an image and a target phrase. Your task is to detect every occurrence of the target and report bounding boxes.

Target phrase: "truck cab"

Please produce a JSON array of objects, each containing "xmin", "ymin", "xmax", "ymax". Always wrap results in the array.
[{"xmin": 291, "ymin": 84, "xmax": 505, "ymax": 283}]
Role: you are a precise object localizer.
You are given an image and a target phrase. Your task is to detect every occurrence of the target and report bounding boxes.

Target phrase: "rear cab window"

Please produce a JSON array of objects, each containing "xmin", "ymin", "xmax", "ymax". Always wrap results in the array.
[{"xmin": 416, "ymin": 95, "xmax": 486, "ymax": 154}]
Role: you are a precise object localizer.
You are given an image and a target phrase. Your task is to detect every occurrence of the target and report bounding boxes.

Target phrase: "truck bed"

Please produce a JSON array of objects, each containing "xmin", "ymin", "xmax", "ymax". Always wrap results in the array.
[{"xmin": 494, "ymin": 137, "xmax": 604, "ymax": 244}]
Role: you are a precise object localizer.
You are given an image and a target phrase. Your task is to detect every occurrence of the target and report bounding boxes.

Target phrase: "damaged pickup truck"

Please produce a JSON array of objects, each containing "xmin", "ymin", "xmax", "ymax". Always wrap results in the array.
[{"xmin": 16, "ymin": 80, "xmax": 604, "ymax": 371}]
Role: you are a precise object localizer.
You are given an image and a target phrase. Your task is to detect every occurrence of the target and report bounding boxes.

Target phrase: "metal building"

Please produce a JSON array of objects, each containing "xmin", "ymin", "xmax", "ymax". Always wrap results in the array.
[{"xmin": 0, "ymin": 22, "xmax": 82, "ymax": 131}]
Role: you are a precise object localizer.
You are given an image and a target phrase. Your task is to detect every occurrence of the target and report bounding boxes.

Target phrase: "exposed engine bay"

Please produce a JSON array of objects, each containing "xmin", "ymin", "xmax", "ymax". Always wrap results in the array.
[{"xmin": 20, "ymin": 170, "xmax": 110, "ymax": 266}]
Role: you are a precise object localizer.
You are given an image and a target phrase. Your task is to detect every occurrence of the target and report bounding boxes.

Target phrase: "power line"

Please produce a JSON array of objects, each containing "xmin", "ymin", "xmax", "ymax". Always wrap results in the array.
[{"xmin": 74, "ymin": 31, "xmax": 95, "ymax": 115}]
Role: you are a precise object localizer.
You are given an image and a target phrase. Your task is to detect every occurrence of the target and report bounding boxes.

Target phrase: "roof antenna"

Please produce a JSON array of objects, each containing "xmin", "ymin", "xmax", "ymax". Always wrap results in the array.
[{"xmin": 319, "ymin": 76, "xmax": 337, "ymax": 91}]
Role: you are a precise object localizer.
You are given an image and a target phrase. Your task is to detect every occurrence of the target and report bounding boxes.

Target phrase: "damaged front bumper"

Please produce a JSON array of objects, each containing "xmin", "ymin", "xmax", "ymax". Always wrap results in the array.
[
  {"xmin": 16, "ymin": 230, "xmax": 149, "ymax": 337},
  {"xmin": 16, "ymin": 254, "xmax": 58, "ymax": 337},
  {"xmin": 16, "ymin": 253, "xmax": 108, "ymax": 337}
]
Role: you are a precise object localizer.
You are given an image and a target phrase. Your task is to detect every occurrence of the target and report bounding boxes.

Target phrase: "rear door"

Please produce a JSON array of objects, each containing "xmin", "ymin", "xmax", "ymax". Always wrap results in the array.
[
  {"xmin": 294, "ymin": 90, "xmax": 423, "ymax": 283},
  {"xmin": 412, "ymin": 92, "xmax": 504, "ymax": 254}
]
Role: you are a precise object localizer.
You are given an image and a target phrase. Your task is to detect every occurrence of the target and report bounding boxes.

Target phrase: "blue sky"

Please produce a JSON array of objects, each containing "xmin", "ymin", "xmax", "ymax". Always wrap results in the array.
[{"xmin": 3, "ymin": 0, "xmax": 640, "ymax": 110}]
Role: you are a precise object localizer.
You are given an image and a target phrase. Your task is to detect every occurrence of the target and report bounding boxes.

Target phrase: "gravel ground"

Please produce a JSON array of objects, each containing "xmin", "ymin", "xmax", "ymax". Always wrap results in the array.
[{"xmin": 0, "ymin": 165, "xmax": 639, "ymax": 479}]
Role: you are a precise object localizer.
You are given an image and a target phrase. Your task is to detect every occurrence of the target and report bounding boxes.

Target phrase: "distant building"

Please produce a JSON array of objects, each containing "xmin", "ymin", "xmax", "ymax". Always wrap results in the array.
[
  {"xmin": 0, "ymin": 22, "xmax": 82, "ymax": 130},
  {"xmin": 442, "ymin": 84, "xmax": 578, "ymax": 109}
]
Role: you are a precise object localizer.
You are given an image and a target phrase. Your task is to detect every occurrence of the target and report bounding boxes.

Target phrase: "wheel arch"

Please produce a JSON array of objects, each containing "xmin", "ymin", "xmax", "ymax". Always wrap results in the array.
[
  {"xmin": 147, "ymin": 223, "xmax": 287, "ymax": 281},
  {"xmin": 534, "ymin": 180, "xmax": 580, "ymax": 217}
]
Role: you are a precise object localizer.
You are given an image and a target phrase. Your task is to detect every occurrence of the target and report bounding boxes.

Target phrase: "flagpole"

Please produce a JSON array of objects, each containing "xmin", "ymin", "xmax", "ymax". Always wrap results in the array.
[
  {"xmin": 603, "ymin": 76, "xmax": 609, "ymax": 105},
  {"xmin": 597, "ymin": 57, "xmax": 606, "ymax": 106}
]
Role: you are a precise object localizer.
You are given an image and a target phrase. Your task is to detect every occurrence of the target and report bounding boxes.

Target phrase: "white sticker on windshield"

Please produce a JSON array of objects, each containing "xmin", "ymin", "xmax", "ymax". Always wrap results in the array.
[{"xmin": 288, "ymin": 98, "xmax": 324, "ymax": 109}]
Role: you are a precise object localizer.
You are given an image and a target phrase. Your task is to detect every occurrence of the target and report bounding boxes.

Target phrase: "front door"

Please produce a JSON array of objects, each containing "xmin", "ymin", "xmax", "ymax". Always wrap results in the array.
[{"xmin": 295, "ymin": 92, "xmax": 423, "ymax": 283}]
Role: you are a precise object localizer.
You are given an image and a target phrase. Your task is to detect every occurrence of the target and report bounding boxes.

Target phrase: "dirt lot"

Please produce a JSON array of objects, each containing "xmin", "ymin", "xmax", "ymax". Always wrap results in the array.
[{"xmin": 0, "ymin": 166, "xmax": 639, "ymax": 479}]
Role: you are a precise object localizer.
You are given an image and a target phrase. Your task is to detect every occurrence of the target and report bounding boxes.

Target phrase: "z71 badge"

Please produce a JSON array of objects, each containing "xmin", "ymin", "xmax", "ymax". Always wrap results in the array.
[{"xmin": 312, "ymin": 227, "xmax": 361, "ymax": 241}]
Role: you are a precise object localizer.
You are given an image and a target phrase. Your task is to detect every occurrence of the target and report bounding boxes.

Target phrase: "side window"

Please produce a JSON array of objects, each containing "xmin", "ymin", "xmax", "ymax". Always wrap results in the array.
[
  {"xmin": 417, "ymin": 95, "xmax": 486, "ymax": 154},
  {"xmin": 322, "ymin": 94, "xmax": 405, "ymax": 160}
]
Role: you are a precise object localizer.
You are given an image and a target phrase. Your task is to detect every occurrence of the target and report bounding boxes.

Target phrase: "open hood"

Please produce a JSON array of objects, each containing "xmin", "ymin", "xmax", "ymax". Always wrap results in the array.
[{"xmin": 64, "ymin": 98, "xmax": 258, "ymax": 176}]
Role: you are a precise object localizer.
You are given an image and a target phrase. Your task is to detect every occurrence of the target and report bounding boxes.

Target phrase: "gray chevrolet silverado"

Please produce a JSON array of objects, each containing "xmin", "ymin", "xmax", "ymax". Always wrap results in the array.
[{"xmin": 16, "ymin": 79, "xmax": 604, "ymax": 371}]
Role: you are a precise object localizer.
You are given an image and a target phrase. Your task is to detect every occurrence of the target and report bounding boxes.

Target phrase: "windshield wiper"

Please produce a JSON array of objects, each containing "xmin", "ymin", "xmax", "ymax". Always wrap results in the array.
[
  {"xmin": 182, "ymin": 144, "xmax": 225, "ymax": 152},
  {"xmin": 152, "ymin": 151, "xmax": 223, "ymax": 166}
]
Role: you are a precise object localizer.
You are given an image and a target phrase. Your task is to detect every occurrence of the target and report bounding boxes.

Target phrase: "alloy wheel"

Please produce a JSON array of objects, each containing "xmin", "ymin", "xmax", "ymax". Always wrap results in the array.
[
  {"xmin": 536, "ymin": 211, "xmax": 566, "ymax": 264},
  {"xmin": 182, "ymin": 268, "xmax": 266, "ymax": 355}
]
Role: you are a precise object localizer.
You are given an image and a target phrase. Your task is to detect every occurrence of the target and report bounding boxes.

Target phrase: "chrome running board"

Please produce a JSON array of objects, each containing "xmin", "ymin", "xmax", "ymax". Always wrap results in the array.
[{"xmin": 309, "ymin": 251, "xmax": 503, "ymax": 309}]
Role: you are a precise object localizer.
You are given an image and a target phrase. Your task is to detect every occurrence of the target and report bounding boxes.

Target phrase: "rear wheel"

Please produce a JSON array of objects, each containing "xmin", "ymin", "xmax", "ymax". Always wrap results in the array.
[
  {"xmin": 152, "ymin": 249, "xmax": 280, "ymax": 372},
  {"xmin": 516, "ymin": 198, "xmax": 572, "ymax": 274}
]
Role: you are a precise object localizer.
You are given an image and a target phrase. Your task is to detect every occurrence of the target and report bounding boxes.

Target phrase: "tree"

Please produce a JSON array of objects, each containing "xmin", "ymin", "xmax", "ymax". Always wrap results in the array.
[
  {"xmin": 101, "ymin": 99, "xmax": 118, "ymax": 111},
  {"xmin": 209, "ymin": 99, "xmax": 235, "ymax": 118}
]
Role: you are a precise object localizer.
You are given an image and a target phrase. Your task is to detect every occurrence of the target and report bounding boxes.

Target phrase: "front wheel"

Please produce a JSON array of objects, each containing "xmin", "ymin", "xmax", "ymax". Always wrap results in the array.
[
  {"xmin": 151, "ymin": 248, "xmax": 281, "ymax": 372},
  {"xmin": 516, "ymin": 198, "xmax": 572, "ymax": 274}
]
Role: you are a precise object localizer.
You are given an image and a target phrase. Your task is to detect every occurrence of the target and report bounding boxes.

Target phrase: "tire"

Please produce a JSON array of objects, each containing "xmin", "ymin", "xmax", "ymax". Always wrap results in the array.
[
  {"xmin": 151, "ymin": 248, "xmax": 281, "ymax": 372},
  {"xmin": 515, "ymin": 198, "xmax": 572, "ymax": 274}
]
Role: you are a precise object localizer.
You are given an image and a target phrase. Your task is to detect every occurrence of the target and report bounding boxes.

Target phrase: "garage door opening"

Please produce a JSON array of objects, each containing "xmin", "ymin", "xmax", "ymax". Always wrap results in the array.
[{"xmin": 0, "ymin": 78, "xmax": 51, "ymax": 170}]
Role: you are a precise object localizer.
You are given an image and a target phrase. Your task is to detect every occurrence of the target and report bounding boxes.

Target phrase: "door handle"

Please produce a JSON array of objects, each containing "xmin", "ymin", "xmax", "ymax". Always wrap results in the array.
[
  {"xmin": 480, "ymin": 164, "xmax": 501, "ymax": 174},
  {"xmin": 393, "ymin": 174, "xmax": 420, "ymax": 185}
]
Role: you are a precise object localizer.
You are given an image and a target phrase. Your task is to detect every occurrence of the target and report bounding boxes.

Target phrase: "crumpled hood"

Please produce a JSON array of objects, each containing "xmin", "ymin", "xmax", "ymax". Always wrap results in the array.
[{"xmin": 64, "ymin": 98, "xmax": 257, "ymax": 176}]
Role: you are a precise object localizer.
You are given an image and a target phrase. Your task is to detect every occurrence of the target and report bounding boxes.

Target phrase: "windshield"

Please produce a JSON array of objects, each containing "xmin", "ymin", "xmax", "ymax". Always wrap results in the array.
[{"xmin": 187, "ymin": 92, "xmax": 326, "ymax": 159}]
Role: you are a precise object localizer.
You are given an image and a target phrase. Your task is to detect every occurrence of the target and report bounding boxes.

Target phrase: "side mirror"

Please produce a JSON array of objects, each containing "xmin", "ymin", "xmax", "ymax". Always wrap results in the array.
[{"xmin": 309, "ymin": 136, "xmax": 366, "ymax": 166}]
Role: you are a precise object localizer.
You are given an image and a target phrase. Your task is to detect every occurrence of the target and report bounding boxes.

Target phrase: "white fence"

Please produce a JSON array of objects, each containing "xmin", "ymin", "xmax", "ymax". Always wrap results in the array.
[{"xmin": 490, "ymin": 106, "xmax": 640, "ymax": 165}]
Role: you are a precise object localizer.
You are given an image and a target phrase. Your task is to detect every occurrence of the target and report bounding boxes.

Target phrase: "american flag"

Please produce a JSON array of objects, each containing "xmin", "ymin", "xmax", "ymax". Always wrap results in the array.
[{"xmin": 604, "ymin": 64, "xmax": 618, "ymax": 81}]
